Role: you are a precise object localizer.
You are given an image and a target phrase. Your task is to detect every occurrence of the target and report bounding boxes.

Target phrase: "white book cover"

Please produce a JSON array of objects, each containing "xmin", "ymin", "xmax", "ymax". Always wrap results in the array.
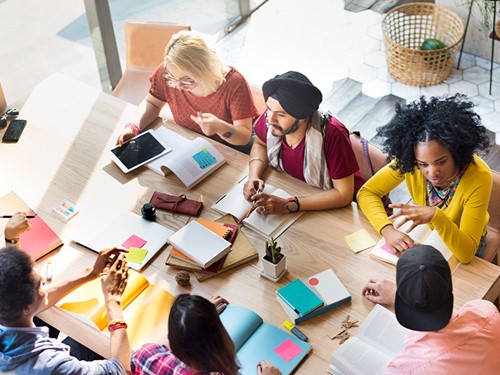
[
  {"xmin": 167, "ymin": 221, "xmax": 232, "ymax": 268},
  {"xmin": 73, "ymin": 211, "xmax": 173, "ymax": 271},
  {"xmin": 369, "ymin": 220, "xmax": 460, "ymax": 273},
  {"xmin": 277, "ymin": 269, "xmax": 351, "ymax": 324},
  {"xmin": 146, "ymin": 127, "xmax": 225, "ymax": 189},
  {"xmin": 212, "ymin": 177, "xmax": 304, "ymax": 240},
  {"xmin": 329, "ymin": 304, "xmax": 409, "ymax": 375}
]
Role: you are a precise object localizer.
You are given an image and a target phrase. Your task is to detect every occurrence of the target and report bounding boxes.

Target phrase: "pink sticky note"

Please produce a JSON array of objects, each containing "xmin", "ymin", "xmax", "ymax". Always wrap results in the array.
[
  {"xmin": 381, "ymin": 243, "xmax": 396, "ymax": 255},
  {"xmin": 121, "ymin": 235, "xmax": 147, "ymax": 249},
  {"xmin": 273, "ymin": 339, "xmax": 303, "ymax": 362}
]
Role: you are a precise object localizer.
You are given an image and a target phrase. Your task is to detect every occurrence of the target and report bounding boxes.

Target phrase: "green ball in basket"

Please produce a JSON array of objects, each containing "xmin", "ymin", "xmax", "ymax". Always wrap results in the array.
[{"xmin": 420, "ymin": 38, "xmax": 446, "ymax": 50}]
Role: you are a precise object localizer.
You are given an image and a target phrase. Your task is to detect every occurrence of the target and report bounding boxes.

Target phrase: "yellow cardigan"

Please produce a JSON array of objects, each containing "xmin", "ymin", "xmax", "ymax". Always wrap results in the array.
[{"xmin": 357, "ymin": 155, "xmax": 492, "ymax": 264}]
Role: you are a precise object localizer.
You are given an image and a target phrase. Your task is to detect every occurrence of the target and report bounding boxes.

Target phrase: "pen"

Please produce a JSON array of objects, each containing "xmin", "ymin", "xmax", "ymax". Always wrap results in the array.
[
  {"xmin": 1, "ymin": 215, "xmax": 35, "ymax": 218},
  {"xmin": 237, "ymin": 206, "xmax": 255, "ymax": 226},
  {"xmin": 46, "ymin": 258, "xmax": 54, "ymax": 282}
]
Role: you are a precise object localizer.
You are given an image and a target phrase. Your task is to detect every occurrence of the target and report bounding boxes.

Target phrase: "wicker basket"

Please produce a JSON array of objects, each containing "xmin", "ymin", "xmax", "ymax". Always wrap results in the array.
[{"xmin": 382, "ymin": 3, "xmax": 464, "ymax": 87}]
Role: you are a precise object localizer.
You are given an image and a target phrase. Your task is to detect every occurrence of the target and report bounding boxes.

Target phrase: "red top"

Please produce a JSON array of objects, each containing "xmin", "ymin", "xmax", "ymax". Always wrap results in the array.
[{"xmin": 149, "ymin": 65, "xmax": 259, "ymax": 144}]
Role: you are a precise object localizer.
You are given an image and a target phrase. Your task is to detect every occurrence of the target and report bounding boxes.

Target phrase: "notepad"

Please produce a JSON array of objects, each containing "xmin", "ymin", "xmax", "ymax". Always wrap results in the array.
[
  {"xmin": 344, "ymin": 229, "xmax": 376, "ymax": 253},
  {"xmin": 167, "ymin": 221, "xmax": 232, "ymax": 268},
  {"xmin": 276, "ymin": 279, "xmax": 324, "ymax": 317}
]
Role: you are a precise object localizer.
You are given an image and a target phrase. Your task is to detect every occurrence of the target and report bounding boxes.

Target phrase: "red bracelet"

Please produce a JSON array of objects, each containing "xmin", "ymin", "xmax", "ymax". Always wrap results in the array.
[
  {"xmin": 108, "ymin": 322, "xmax": 128, "ymax": 331},
  {"xmin": 125, "ymin": 122, "xmax": 141, "ymax": 135}
]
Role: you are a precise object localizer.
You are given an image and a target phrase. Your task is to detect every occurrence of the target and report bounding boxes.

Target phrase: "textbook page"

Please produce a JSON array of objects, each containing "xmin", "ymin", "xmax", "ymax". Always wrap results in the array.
[
  {"xmin": 330, "ymin": 305, "xmax": 408, "ymax": 375},
  {"xmin": 146, "ymin": 127, "xmax": 191, "ymax": 176}
]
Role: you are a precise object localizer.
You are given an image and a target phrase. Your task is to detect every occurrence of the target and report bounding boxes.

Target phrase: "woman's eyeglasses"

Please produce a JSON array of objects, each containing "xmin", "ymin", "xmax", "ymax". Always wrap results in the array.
[{"xmin": 163, "ymin": 69, "xmax": 195, "ymax": 87}]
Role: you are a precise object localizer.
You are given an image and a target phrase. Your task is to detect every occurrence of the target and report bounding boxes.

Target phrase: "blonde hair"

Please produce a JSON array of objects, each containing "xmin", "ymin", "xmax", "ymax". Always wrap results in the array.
[{"xmin": 165, "ymin": 31, "xmax": 225, "ymax": 92}]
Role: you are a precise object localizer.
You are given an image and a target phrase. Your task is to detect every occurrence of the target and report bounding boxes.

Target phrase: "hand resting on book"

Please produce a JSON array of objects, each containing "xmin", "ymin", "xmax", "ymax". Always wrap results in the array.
[
  {"xmin": 4, "ymin": 212, "xmax": 31, "ymax": 245},
  {"xmin": 362, "ymin": 277, "xmax": 396, "ymax": 306}
]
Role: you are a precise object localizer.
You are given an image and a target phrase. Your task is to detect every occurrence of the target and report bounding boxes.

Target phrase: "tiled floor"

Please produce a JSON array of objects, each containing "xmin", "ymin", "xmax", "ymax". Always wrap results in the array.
[{"xmin": 1, "ymin": 0, "xmax": 500, "ymax": 146}]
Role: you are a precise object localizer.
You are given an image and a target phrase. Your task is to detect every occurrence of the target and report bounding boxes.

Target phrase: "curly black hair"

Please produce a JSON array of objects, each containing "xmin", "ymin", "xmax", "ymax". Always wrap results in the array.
[
  {"xmin": 0, "ymin": 247, "xmax": 37, "ymax": 324},
  {"xmin": 377, "ymin": 94, "xmax": 490, "ymax": 174}
]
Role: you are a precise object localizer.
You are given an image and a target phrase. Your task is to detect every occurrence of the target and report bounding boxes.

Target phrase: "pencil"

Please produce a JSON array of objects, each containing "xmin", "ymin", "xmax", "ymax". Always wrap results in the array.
[{"xmin": 1, "ymin": 215, "xmax": 35, "ymax": 218}]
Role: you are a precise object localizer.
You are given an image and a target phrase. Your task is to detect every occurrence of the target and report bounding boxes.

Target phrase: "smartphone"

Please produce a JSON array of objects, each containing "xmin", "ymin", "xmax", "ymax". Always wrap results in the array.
[{"xmin": 2, "ymin": 119, "xmax": 27, "ymax": 143}]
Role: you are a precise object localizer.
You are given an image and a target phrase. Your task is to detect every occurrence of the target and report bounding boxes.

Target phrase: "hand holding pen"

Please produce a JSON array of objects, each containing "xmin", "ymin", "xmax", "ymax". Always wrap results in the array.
[
  {"xmin": 237, "ymin": 188, "xmax": 261, "ymax": 225},
  {"xmin": 4, "ymin": 212, "xmax": 32, "ymax": 240}
]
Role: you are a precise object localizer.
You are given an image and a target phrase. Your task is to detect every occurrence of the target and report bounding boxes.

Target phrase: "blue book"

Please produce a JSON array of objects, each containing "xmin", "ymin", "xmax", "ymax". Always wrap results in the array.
[
  {"xmin": 220, "ymin": 305, "xmax": 312, "ymax": 375},
  {"xmin": 276, "ymin": 269, "xmax": 352, "ymax": 324},
  {"xmin": 276, "ymin": 279, "xmax": 324, "ymax": 317}
]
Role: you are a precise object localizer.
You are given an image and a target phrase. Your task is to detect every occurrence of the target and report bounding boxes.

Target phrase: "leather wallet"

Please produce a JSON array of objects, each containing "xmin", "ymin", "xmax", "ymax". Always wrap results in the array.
[{"xmin": 150, "ymin": 192, "xmax": 203, "ymax": 216}]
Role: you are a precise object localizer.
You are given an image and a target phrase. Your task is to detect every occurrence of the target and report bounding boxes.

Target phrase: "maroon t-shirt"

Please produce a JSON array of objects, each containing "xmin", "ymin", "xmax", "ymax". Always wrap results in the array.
[{"xmin": 254, "ymin": 113, "xmax": 364, "ymax": 196}]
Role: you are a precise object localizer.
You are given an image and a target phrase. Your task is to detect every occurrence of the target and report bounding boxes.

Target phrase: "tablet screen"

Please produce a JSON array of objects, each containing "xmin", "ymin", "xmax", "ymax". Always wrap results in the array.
[{"xmin": 111, "ymin": 131, "xmax": 168, "ymax": 172}]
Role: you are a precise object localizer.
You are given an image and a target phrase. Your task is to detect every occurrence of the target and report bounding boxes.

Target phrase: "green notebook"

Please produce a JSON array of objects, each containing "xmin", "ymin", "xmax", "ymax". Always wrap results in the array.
[{"xmin": 276, "ymin": 279, "xmax": 324, "ymax": 317}]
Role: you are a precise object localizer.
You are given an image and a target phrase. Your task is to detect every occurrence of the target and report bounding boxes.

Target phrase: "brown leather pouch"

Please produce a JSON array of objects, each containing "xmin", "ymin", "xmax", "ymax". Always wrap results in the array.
[{"xmin": 150, "ymin": 192, "xmax": 203, "ymax": 216}]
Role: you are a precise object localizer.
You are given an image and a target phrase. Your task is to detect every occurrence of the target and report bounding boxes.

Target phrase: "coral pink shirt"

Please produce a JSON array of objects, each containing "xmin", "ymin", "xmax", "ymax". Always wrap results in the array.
[
  {"xmin": 384, "ymin": 300, "xmax": 500, "ymax": 374},
  {"xmin": 149, "ymin": 65, "xmax": 259, "ymax": 145}
]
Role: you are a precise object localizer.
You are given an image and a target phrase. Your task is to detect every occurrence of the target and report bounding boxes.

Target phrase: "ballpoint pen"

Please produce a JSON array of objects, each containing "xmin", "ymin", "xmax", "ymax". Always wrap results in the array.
[
  {"xmin": 237, "ymin": 188, "xmax": 262, "ymax": 225},
  {"xmin": 1, "ymin": 215, "xmax": 35, "ymax": 218}
]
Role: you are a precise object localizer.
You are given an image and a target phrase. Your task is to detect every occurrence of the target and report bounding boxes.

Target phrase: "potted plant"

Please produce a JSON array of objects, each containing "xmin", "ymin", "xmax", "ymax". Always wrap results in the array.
[
  {"xmin": 459, "ymin": 0, "xmax": 500, "ymax": 34},
  {"xmin": 261, "ymin": 238, "xmax": 287, "ymax": 281}
]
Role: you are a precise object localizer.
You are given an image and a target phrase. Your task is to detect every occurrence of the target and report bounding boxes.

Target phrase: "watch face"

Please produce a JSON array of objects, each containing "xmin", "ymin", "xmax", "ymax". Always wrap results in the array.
[{"xmin": 287, "ymin": 201, "xmax": 298, "ymax": 213}]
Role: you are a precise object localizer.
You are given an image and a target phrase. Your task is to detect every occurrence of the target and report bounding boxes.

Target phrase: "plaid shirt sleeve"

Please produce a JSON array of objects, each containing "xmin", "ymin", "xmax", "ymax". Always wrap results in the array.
[{"xmin": 131, "ymin": 343, "xmax": 194, "ymax": 375}]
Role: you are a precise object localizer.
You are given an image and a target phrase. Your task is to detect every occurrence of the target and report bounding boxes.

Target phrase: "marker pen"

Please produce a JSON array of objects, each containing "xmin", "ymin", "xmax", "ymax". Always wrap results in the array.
[{"xmin": 283, "ymin": 320, "xmax": 308, "ymax": 341}]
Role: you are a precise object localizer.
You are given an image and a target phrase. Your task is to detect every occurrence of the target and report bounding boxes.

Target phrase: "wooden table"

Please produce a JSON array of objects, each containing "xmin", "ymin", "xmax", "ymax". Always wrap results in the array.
[{"xmin": 2, "ymin": 73, "xmax": 499, "ymax": 374}]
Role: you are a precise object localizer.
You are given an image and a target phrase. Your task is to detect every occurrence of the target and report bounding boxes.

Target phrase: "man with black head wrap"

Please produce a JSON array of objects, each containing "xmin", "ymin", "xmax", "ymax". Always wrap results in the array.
[{"xmin": 243, "ymin": 71, "xmax": 364, "ymax": 215}]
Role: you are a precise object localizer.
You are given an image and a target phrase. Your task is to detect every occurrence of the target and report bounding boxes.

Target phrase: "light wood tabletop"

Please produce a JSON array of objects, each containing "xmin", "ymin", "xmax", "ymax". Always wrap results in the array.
[{"xmin": 2, "ymin": 73, "xmax": 499, "ymax": 374}]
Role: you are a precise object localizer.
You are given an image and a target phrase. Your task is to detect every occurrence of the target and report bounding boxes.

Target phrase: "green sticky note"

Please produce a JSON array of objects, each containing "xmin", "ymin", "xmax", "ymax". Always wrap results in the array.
[{"xmin": 126, "ymin": 247, "xmax": 148, "ymax": 264}]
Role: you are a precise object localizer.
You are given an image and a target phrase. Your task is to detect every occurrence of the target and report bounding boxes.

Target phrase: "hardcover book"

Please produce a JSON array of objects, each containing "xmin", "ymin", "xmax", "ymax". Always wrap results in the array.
[
  {"xmin": 0, "ymin": 191, "xmax": 63, "ymax": 260},
  {"xmin": 276, "ymin": 269, "xmax": 352, "ymax": 324}
]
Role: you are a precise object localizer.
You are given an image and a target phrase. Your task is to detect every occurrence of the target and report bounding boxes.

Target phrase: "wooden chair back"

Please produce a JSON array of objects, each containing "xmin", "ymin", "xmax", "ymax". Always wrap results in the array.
[
  {"xmin": 484, "ymin": 170, "xmax": 500, "ymax": 265},
  {"xmin": 112, "ymin": 21, "xmax": 191, "ymax": 105}
]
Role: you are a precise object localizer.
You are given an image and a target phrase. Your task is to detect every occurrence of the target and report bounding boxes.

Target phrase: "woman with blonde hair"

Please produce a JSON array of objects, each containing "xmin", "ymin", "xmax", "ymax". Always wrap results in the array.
[{"xmin": 117, "ymin": 30, "xmax": 259, "ymax": 152}]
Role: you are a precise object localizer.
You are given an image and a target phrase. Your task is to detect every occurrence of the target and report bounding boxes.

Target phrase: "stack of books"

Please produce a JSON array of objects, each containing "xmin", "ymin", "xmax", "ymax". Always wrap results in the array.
[
  {"xmin": 276, "ymin": 269, "xmax": 352, "ymax": 324},
  {"xmin": 165, "ymin": 215, "xmax": 258, "ymax": 281}
]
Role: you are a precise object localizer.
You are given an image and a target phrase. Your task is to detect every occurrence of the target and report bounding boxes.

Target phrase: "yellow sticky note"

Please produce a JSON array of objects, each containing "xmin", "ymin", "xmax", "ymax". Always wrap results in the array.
[
  {"xmin": 126, "ymin": 247, "xmax": 148, "ymax": 264},
  {"xmin": 344, "ymin": 229, "xmax": 376, "ymax": 253}
]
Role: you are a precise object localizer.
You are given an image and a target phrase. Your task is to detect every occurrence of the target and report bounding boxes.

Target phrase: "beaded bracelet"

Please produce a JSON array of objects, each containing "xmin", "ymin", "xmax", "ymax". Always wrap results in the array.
[
  {"xmin": 108, "ymin": 322, "xmax": 128, "ymax": 332},
  {"xmin": 125, "ymin": 122, "xmax": 142, "ymax": 135}
]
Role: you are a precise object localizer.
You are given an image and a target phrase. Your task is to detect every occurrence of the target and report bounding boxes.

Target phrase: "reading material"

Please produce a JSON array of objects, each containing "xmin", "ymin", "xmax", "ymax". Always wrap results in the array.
[
  {"xmin": 0, "ymin": 191, "xmax": 63, "ymax": 260},
  {"xmin": 73, "ymin": 211, "xmax": 173, "ymax": 271},
  {"xmin": 166, "ymin": 215, "xmax": 258, "ymax": 281},
  {"xmin": 328, "ymin": 304, "xmax": 408, "ymax": 375},
  {"xmin": 58, "ymin": 270, "xmax": 175, "ymax": 349},
  {"xmin": 167, "ymin": 220, "xmax": 232, "ymax": 268},
  {"xmin": 370, "ymin": 220, "xmax": 460, "ymax": 272},
  {"xmin": 212, "ymin": 177, "xmax": 304, "ymax": 240},
  {"xmin": 146, "ymin": 127, "xmax": 225, "ymax": 189},
  {"xmin": 220, "ymin": 305, "xmax": 312, "ymax": 375},
  {"xmin": 277, "ymin": 269, "xmax": 352, "ymax": 324},
  {"xmin": 276, "ymin": 279, "xmax": 324, "ymax": 317}
]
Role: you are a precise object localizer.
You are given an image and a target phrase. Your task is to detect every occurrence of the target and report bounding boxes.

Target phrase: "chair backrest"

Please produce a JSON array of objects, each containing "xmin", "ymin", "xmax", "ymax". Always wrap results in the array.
[
  {"xmin": 125, "ymin": 21, "xmax": 191, "ymax": 70},
  {"xmin": 349, "ymin": 133, "xmax": 389, "ymax": 182},
  {"xmin": 484, "ymin": 170, "xmax": 500, "ymax": 265},
  {"xmin": 112, "ymin": 21, "xmax": 190, "ymax": 105},
  {"xmin": 249, "ymin": 83, "xmax": 266, "ymax": 115}
]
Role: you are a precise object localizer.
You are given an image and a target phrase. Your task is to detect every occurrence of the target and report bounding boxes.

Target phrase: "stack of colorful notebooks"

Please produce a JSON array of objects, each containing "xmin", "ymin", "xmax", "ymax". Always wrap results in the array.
[
  {"xmin": 276, "ymin": 269, "xmax": 352, "ymax": 324},
  {"xmin": 165, "ymin": 215, "xmax": 258, "ymax": 281}
]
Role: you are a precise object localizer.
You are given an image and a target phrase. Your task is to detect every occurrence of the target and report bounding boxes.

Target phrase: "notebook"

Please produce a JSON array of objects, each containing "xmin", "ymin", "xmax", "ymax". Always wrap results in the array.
[
  {"xmin": 276, "ymin": 279, "xmax": 324, "ymax": 317},
  {"xmin": 212, "ymin": 177, "xmax": 304, "ymax": 240},
  {"xmin": 167, "ymin": 220, "xmax": 232, "ymax": 268},
  {"xmin": 276, "ymin": 269, "xmax": 352, "ymax": 324},
  {"xmin": 73, "ymin": 211, "xmax": 173, "ymax": 271},
  {"xmin": 220, "ymin": 305, "xmax": 312, "ymax": 375},
  {"xmin": 0, "ymin": 191, "xmax": 63, "ymax": 260}
]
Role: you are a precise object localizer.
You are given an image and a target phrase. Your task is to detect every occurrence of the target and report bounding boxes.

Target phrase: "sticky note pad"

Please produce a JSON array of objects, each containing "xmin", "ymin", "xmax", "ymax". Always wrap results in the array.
[
  {"xmin": 126, "ymin": 247, "xmax": 148, "ymax": 264},
  {"xmin": 274, "ymin": 339, "xmax": 303, "ymax": 362},
  {"xmin": 344, "ymin": 229, "xmax": 376, "ymax": 253},
  {"xmin": 192, "ymin": 148, "xmax": 217, "ymax": 169},
  {"xmin": 121, "ymin": 235, "xmax": 147, "ymax": 249},
  {"xmin": 381, "ymin": 243, "xmax": 396, "ymax": 255}
]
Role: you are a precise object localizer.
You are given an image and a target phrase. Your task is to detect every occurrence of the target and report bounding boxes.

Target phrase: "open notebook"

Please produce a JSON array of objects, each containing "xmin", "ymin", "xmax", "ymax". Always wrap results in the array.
[
  {"xmin": 220, "ymin": 305, "xmax": 312, "ymax": 375},
  {"xmin": 212, "ymin": 177, "xmax": 304, "ymax": 240},
  {"xmin": 58, "ymin": 271, "xmax": 175, "ymax": 349}
]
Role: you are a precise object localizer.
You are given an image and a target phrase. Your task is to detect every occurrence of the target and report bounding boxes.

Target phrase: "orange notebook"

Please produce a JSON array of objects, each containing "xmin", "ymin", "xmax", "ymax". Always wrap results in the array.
[{"xmin": 0, "ymin": 191, "xmax": 62, "ymax": 260}]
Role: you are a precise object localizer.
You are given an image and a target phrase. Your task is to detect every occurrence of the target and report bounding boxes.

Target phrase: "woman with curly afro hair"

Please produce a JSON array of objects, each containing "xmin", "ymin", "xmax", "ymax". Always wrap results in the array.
[{"xmin": 357, "ymin": 94, "xmax": 491, "ymax": 264}]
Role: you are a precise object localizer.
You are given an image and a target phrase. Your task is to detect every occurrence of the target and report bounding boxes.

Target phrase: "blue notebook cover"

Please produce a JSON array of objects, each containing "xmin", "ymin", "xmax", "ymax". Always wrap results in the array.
[
  {"xmin": 276, "ymin": 279, "xmax": 324, "ymax": 317},
  {"xmin": 220, "ymin": 305, "xmax": 311, "ymax": 375}
]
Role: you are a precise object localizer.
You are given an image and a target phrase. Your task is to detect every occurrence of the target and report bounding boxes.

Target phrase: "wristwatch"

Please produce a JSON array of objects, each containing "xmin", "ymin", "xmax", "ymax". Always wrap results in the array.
[
  {"xmin": 4, "ymin": 238, "xmax": 19, "ymax": 244},
  {"xmin": 286, "ymin": 197, "xmax": 300, "ymax": 213}
]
